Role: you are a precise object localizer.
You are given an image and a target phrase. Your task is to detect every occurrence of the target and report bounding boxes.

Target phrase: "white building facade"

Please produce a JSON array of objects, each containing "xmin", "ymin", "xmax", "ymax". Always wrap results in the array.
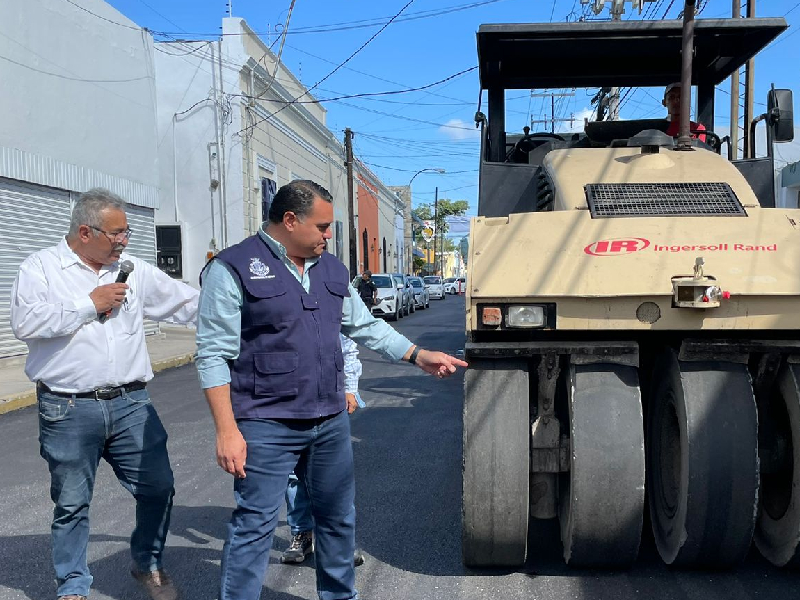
[
  {"xmin": 0, "ymin": 0, "xmax": 161, "ymax": 358},
  {"xmin": 155, "ymin": 18, "xmax": 401, "ymax": 286}
]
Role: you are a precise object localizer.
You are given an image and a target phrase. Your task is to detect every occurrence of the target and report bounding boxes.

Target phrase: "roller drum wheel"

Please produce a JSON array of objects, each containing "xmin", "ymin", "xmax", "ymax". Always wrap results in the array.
[
  {"xmin": 463, "ymin": 359, "xmax": 530, "ymax": 567},
  {"xmin": 560, "ymin": 364, "xmax": 645, "ymax": 567},
  {"xmin": 647, "ymin": 349, "xmax": 759, "ymax": 568},
  {"xmin": 755, "ymin": 364, "xmax": 800, "ymax": 567}
]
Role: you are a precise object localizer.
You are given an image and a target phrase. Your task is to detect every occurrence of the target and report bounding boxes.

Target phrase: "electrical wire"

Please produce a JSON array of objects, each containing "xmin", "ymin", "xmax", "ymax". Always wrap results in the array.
[
  {"xmin": 245, "ymin": 66, "xmax": 477, "ymax": 105},
  {"xmin": 255, "ymin": 0, "xmax": 298, "ymax": 100},
  {"xmin": 155, "ymin": 0, "xmax": 508, "ymax": 38},
  {"xmin": 241, "ymin": 0, "xmax": 416, "ymax": 136},
  {"xmin": 60, "ymin": 0, "xmax": 141, "ymax": 30},
  {"xmin": 0, "ymin": 53, "xmax": 151, "ymax": 82}
]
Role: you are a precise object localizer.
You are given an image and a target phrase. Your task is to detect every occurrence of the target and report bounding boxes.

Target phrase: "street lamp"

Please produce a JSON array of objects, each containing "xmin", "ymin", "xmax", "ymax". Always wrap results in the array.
[
  {"xmin": 408, "ymin": 167, "xmax": 445, "ymax": 186},
  {"xmin": 408, "ymin": 168, "xmax": 445, "ymax": 274}
]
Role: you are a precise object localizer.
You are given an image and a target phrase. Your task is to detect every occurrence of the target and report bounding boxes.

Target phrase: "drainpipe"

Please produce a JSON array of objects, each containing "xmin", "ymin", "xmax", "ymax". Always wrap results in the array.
[
  {"xmin": 172, "ymin": 114, "xmax": 180, "ymax": 223},
  {"xmin": 217, "ymin": 39, "xmax": 229, "ymax": 248}
]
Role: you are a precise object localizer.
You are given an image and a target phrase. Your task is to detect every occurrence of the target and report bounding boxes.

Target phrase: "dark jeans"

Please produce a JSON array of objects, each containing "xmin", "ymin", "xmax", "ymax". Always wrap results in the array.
[
  {"xmin": 221, "ymin": 410, "xmax": 357, "ymax": 600},
  {"xmin": 37, "ymin": 387, "xmax": 175, "ymax": 598}
]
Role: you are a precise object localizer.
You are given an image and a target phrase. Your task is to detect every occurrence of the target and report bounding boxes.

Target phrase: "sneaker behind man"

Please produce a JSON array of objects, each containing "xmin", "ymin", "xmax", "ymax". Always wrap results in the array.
[
  {"xmin": 130, "ymin": 564, "xmax": 179, "ymax": 600},
  {"xmin": 281, "ymin": 531, "xmax": 314, "ymax": 564},
  {"xmin": 280, "ymin": 531, "xmax": 366, "ymax": 566}
]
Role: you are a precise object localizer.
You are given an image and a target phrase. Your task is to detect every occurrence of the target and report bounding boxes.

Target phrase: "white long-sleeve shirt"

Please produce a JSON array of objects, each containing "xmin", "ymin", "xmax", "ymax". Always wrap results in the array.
[{"xmin": 10, "ymin": 237, "xmax": 199, "ymax": 393}]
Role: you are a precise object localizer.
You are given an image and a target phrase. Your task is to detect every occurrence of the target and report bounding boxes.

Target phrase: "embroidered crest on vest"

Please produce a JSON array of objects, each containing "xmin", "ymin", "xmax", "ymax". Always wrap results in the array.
[{"xmin": 249, "ymin": 257, "xmax": 275, "ymax": 280}]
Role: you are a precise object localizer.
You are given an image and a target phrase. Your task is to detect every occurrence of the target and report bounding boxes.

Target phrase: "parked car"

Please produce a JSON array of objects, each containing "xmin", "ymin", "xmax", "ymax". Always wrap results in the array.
[
  {"xmin": 366, "ymin": 273, "xmax": 405, "ymax": 321},
  {"xmin": 391, "ymin": 273, "xmax": 414, "ymax": 315},
  {"xmin": 423, "ymin": 275, "xmax": 445, "ymax": 300},
  {"xmin": 409, "ymin": 276, "xmax": 430, "ymax": 309},
  {"xmin": 444, "ymin": 276, "xmax": 466, "ymax": 295}
]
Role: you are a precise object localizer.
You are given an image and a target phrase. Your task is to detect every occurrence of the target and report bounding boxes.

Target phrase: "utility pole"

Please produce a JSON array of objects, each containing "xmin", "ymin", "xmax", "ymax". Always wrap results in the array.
[
  {"xmin": 433, "ymin": 186, "xmax": 439, "ymax": 275},
  {"xmin": 530, "ymin": 91, "xmax": 576, "ymax": 131},
  {"xmin": 344, "ymin": 128, "xmax": 358, "ymax": 278},
  {"xmin": 730, "ymin": 0, "xmax": 740, "ymax": 159},
  {"xmin": 743, "ymin": 0, "xmax": 756, "ymax": 158}
]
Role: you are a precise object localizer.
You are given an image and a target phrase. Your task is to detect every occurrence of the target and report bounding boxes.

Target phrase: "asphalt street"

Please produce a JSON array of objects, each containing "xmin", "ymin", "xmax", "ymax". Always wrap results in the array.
[{"xmin": 1, "ymin": 295, "xmax": 799, "ymax": 600}]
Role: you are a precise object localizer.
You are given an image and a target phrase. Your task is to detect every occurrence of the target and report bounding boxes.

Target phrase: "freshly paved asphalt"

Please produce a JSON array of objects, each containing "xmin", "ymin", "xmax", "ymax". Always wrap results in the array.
[{"xmin": 1, "ymin": 295, "xmax": 798, "ymax": 599}]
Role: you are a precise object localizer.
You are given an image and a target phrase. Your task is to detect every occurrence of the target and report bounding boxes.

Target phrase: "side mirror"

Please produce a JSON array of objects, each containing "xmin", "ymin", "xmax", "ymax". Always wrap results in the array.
[
  {"xmin": 396, "ymin": 283, "xmax": 403, "ymax": 290},
  {"xmin": 768, "ymin": 88, "xmax": 794, "ymax": 143}
]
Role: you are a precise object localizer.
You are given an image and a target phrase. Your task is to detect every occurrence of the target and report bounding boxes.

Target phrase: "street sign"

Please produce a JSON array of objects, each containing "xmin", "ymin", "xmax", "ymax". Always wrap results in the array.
[{"xmin": 421, "ymin": 220, "xmax": 435, "ymax": 243}]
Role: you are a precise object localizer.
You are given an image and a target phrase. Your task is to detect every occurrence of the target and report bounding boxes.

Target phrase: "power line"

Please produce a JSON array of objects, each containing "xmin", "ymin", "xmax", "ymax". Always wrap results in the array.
[
  {"xmin": 246, "ymin": 0, "xmax": 299, "ymax": 120},
  {"xmin": 0, "ymin": 53, "xmax": 151, "ymax": 82},
  {"xmin": 133, "ymin": 0, "xmax": 186, "ymax": 32},
  {"xmin": 245, "ymin": 66, "xmax": 477, "ymax": 105},
  {"xmin": 155, "ymin": 0, "xmax": 508, "ymax": 38},
  {"xmin": 60, "ymin": 0, "xmax": 141, "ymax": 30},
  {"xmin": 241, "ymin": 0, "xmax": 419, "ymax": 135}
]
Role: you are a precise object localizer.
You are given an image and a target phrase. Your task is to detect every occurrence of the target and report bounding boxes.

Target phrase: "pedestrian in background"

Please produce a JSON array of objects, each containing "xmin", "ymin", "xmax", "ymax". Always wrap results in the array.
[
  {"xmin": 10, "ymin": 188, "xmax": 199, "ymax": 600},
  {"xmin": 281, "ymin": 334, "xmax": 366, "ymax": 566},
  {"xmin": 356, "ymin": 270, "xmax": 377, "ymax": 307},
  {"xmin": 195, "ymin": 179, "xmax": 467, "ymax": 600}
]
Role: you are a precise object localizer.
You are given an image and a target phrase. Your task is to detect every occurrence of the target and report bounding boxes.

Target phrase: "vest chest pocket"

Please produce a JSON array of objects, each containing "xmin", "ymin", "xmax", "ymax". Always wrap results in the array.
[
  {"xmin": 253, "ymin": 352, "xmax": 299, "ymax": 397},
  {"xmin": 323, "ymin": 280, "xmax": 349, "ymax": 322},
  {"xmin": 242, "ymin": 280, "xmax": 299, "ymax": 324}
]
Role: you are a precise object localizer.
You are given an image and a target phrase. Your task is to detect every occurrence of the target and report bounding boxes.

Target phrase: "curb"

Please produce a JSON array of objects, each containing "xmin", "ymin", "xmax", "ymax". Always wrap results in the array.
[{"xmin": 0, "ymin": 353, "xmax": 195, "ymax": 416}]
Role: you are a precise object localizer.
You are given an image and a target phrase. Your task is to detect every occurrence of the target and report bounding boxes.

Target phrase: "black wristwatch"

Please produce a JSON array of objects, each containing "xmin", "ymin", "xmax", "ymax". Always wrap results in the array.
[{"xmin": 409, "ymin": 346, "xmax": 422, "ymax": 365}]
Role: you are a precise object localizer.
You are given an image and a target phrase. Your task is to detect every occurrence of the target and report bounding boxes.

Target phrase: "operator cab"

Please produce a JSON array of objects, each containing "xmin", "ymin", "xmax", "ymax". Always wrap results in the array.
[{"xmin": 476, "ymin": 18, "xmax": 793, "ymax": 216}]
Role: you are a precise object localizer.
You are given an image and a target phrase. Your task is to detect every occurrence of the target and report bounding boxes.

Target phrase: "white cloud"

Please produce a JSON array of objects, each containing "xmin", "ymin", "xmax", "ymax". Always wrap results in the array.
[{"xmin": 438, "ymin": 118, "xmax": 481, "ymax": 141}]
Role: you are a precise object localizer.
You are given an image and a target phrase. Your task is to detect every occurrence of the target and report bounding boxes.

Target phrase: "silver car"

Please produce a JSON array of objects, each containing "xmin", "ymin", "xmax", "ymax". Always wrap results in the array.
[
  {"xmin": 391, "ymin": 273, "xmax": 415, "ymax": 315},
  {"xmin": 408, "ymin": 277, "xmax": 430, "ymax": 310}
]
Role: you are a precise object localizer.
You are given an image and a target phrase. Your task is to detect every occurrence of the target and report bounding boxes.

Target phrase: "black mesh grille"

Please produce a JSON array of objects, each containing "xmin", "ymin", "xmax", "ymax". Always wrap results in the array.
[{"xmin": 585, "ymin": 183, "xmax": 746, "ymax": 218}]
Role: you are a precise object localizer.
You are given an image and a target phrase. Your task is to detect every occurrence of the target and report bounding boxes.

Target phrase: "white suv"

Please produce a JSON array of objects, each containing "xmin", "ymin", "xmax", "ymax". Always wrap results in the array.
[
  {"xmin": 364, "ymin": 273, "xmax": 406, "ymax": 321},
  {"xmin": 444, "ymin": 277, "xmax": 466, "ymax": 295},
  {"xmin": 424, "ymin": 276, "xmax": 445, "ymax": 300}
]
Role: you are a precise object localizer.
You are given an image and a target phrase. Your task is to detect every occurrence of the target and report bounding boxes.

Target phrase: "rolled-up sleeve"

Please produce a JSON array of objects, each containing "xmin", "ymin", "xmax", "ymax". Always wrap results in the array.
[
  {"xmin": 341, "ymin": 334, "xmax": 362, "ymax": 393},
  {"xmin": 195, "ymin": 260, "xmax": 243, "ymax": 389},
  {"xmin": 341, "ymin": 284, "xmax": 413, "ymax": 361}
]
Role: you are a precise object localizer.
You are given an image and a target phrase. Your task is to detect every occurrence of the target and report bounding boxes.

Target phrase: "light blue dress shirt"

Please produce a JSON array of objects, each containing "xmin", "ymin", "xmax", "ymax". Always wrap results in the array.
[
  {"xmin": 195, "ymin": 230, "xmax": 413, "ymax": 390},
  {"xmin": 341, "ymin": 334, "xmax": 365, "ymax": 408}
]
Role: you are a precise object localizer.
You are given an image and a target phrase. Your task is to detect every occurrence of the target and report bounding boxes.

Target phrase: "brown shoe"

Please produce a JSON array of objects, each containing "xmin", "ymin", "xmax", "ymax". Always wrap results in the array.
[
  {"xmin": 130, "ymin": 565, "xmax": 179, "ymax": 600},
  {"xmin": 58, "ymin": 596, "xmax": 88, "ymax": 600}
]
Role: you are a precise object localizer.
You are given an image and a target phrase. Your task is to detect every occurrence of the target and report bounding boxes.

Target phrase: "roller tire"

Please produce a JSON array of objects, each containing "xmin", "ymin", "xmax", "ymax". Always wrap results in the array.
[
  {"xmin": 755, "ymin": 364, "xmax": 800, "ymax": 567},
  {"xmin": 463, "ymin": 359, "xmax": 530, "ymax": 567},
  {"xmin": 647, "ymin": 349, "xmax": 758, "ymax": 568},
  {"xmin": 560, "ymin": 364, "xmax": 645, "ymax": 567}
]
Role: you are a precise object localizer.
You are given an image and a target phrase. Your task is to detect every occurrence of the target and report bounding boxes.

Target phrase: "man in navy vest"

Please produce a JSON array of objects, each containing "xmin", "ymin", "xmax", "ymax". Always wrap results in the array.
[{"xmin": 196, "ymin": 180, "xmax": 467, "ymax": 600}]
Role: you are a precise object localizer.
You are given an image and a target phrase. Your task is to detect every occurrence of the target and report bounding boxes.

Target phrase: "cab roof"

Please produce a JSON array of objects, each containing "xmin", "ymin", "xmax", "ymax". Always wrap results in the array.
[{"xmin": 477, "ymin": 18, "xmax": 787, "ymax": 90}]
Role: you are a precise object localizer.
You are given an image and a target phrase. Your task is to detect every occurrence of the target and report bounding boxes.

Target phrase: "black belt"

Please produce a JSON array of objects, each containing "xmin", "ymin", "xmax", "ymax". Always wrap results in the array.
[{"xmin": 37, "ymin": 381, "xmax": 146, "ymax": 400}]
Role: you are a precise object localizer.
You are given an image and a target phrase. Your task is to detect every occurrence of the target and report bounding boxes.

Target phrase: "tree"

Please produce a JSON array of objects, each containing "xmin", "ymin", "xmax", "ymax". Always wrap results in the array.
[
  {"xmin": 413, "ymin": 256, "xmax": 425, "ymax": 273},
  {"xmin": 412, "ymin": 199, "xmax": 470, "ymax": 246}
]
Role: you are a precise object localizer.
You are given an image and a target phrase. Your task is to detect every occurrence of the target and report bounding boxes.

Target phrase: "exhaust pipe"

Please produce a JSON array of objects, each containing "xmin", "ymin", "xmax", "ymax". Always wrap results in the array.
[{"xmin": 676, "ymin": 0, "xmax": 697, "ymax": 151}]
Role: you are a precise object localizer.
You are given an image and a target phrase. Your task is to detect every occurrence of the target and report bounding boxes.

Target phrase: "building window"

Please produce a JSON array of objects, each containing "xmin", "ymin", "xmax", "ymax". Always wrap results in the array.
[{"xmin": 261, "ymin": 177, "xmax": 276, "ymax": 223}]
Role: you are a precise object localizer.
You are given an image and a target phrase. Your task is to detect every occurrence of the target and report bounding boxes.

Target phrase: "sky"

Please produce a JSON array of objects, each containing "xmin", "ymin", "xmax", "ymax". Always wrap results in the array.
[{"xmin": 103, "ymin": 0, "xmax": 800, "ymax": 233}]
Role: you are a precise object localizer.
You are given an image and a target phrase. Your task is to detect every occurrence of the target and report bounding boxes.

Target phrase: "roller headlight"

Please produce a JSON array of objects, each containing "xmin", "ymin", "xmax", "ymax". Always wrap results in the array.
[{"xmin": 506, "ymin": 305, "xmax": 545, "ymax": 328}]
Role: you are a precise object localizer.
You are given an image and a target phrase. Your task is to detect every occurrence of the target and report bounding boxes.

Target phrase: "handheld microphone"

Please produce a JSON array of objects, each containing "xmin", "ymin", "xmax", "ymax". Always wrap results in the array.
[{"xmin": 98, "ymin": 260, "xmax": 134, "ymax": 323}]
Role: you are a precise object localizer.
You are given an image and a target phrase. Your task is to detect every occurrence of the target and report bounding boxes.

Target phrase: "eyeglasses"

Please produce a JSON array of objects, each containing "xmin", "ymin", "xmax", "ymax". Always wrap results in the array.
[{"xmin": 89, "ymin": 225, "xmax": 133, "ymax": 243}]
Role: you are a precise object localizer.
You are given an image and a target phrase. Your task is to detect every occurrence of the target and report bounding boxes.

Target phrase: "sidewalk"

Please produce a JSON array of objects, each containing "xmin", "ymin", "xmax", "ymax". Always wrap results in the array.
[{"xmin": 0, "ymin": 325, "xmax": 197, "ymax": 415}]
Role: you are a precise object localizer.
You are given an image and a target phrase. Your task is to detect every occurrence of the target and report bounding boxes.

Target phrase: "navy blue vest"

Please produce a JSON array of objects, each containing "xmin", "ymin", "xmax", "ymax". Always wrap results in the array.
[{"xmin": 213, "ymin": 235, "xmax": 349, "ymax": 420}]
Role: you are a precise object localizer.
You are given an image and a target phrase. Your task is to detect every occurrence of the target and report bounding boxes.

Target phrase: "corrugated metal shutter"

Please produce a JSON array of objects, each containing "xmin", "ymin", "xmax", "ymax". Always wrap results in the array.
[
  {"xmin": 124, "ymin": 205, "xmax": 160, "ymax": 336},
  {"xmin": 0, "ymin": 178, "xmax": 71, "ymax": 358}
]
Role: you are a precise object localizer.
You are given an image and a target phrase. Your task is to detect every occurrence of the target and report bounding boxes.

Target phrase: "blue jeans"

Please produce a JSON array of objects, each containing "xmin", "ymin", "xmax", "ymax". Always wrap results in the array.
[
  {"xmin": 221, "ymin": 410, "xmax": 357, "ymax": 600},
  {"xmin": 286, "ymin": 472, "xmax": 314, "ymax": 535},
  {"xmin": 37, "ymin": 388, "xmax": 175, "ymax": 598}
]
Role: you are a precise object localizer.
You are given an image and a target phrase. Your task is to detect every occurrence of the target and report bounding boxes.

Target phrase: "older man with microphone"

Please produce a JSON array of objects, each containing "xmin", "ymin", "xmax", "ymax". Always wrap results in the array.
[{"xmin": 10, "ymin": 188, "xmax": 198, "ymax": 600}]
